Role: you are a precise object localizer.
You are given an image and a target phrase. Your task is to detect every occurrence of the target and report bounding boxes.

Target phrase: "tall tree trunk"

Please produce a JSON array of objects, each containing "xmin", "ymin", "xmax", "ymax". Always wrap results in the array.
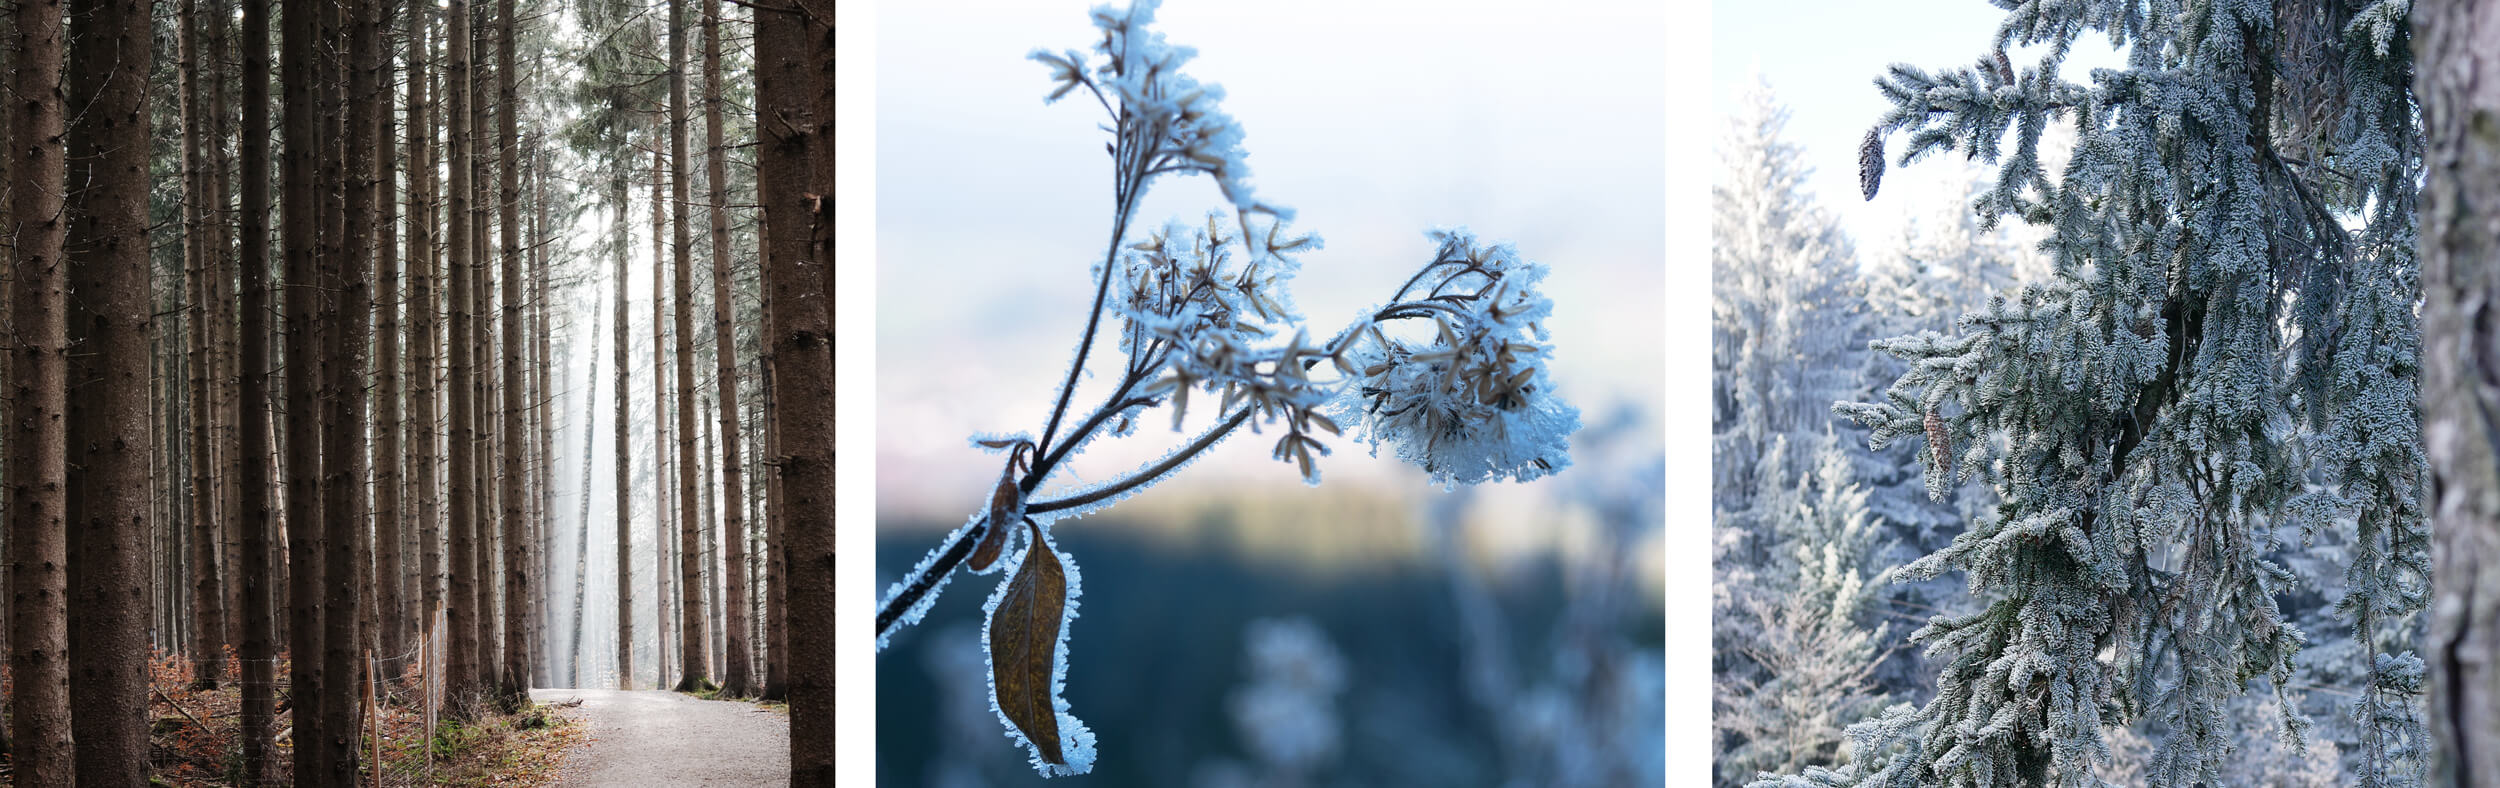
[
  {"xmin": 311, "ymin": 0, "xmax": 377, "ymax": 777},
  {"xmin": 409, "ymin": 0, "xmax": 442, "ymax": 649},
  {"xmin": 496, "ymin": 0, "xmax": 532, "ymax": 707},
  {"xmin": 668, "ymin": 0, "xmax": 710, "ymax": 692},
  {"xmin": 212, "ymin": 0, "xmax": 243, "ymax": 657},
  {"xmin": 443, "ymin": 0, "xmax": 481, "ymax": 708},
  {"xmin": 612, "ymin": 157, "xmax": 635, "ymax": 689},
  {"xmin": 5, "ymin": 0, "xmax": 74, "ymax": 773},
  {"xmin": 236, "ymin": 0, "xmax": 278, "ymax": 773},
  {"xmin": 759, "ymin": 207, "xmax": 786, "ymax": 702},
  {"xmin": 375, "ymin": 0, "xmax": 408, "ymax": 678},
  {"xmin": 756, "ymin": 0, "xmax": 833, "ymax": 777},
  {"xmin": 652, "ymin": 143, "xmax": 675, "ymax": 687},
  {"xmin": 531, "ymin": 142, "xmax": 556, "ymax": 688},
  {"xmin": 182, "ymin": 0, "xmax": 230, "ymax": 690},
  {"xmin": 572, "ymin": 294, "xmax": 602, "ymax": 687},
  {"xmin": 2421, "ymin": 3, "xmax": 2500, "ymax": 785},
  {"xmin": 471, "ymin": 9, "xmax": 500, "ymax": 694},
  {"xmin": 63, "ymin": 0, "xmax": 159, "ymax": 776},
  {"xmin": 702, "ymin": 394, "xmax": 724, "ymax": 675},
  {"xmin": 704, "ymin": 0, "xmax": 754, "ymax": 696}
]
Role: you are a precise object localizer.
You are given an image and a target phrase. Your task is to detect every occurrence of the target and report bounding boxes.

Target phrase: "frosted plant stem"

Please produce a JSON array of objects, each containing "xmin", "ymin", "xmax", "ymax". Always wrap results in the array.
[
  {"xmin": 1030, "ymin": 406, "xmax": 1255, "ymax": 514},
  {"xmin": 1036, "ymin": 151, "xmax": 1149, "ymax": 460}
]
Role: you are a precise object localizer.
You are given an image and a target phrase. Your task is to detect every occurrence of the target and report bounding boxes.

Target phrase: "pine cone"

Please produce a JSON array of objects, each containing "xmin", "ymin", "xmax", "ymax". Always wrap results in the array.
[
  {"xmin": 1925, "ymin": 407, "xmax": 1951, "ymax": 475},
  {"xmin": 1859, "ymin": 127, "xmax": 1886, "ymax": 201},
  {"xmin": 1992, "ymin": 49, "xmax": 2015, "ymax": 85}
]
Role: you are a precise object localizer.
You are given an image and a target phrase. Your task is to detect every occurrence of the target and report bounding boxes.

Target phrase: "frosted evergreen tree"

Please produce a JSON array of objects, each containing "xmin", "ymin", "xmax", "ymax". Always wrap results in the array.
[
  {"xmin": 1718, "ymin": 434, "xmax": 1897, "ymax": 786},
  {"xmin": 1757, "ymin": 1, "xmax": 2430, "ymax": 787},
  {"xmin": 1711, "ymin": 81, "xmax": 1875, "ymax": 536}
]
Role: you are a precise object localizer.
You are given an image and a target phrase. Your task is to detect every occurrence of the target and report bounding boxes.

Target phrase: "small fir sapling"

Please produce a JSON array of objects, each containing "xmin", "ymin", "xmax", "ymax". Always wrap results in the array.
[{"xmin": 874, "ymin": 0, "xmax": 1581, "ymax": 776}]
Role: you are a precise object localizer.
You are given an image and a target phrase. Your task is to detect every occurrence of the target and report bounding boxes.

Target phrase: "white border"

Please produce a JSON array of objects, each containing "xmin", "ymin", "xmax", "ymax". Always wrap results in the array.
[{"xmin": 832, "ymin": 0, "xmax": 878, "ymax": 783}]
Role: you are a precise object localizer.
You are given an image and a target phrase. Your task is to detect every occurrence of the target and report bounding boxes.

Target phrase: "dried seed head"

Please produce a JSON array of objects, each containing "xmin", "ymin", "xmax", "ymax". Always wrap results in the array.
[{"xmin": 1859, "ymin": 127, "xmax": 1887, "ymax": 201}]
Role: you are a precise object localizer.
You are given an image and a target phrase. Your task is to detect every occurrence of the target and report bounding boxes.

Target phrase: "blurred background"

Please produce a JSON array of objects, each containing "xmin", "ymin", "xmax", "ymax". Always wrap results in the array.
[{"xmin": 874, "ymin": 0, "xmax": 1666, "ymax": 785}]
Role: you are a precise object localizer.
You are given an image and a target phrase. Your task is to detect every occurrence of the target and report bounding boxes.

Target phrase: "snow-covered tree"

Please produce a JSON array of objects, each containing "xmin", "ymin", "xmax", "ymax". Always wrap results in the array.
[
  {"xmin": 1718, "ymin": 435, "xmax": 1896, "ymax": 785},
  {"xmin": 1711, "ymin": 81, "xmax": 1873, "ymax": 525},
  {"xmin": 1761, "ymin": 2, "xmax": 2430, "ymax": 787}
]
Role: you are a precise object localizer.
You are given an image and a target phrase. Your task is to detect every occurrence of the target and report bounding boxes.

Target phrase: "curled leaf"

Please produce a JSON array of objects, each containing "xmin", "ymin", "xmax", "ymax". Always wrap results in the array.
[
  {"xmin": 970, "ymin": 454, "xmax": 1027, "ymax": 574},
  {"xmin": 985, "ymin": 519, "xmax": 1096, "ymax": 776}
]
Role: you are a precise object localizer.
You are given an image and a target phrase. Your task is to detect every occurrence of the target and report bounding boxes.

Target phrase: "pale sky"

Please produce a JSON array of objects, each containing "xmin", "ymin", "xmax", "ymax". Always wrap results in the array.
[
  {"xmin": 1711, "ymin": 0, "xmax": 2125, "ymax": 247},
  {"xmin": 874, "ymin": 0, "xmax": 1668, "ymax": 522}
]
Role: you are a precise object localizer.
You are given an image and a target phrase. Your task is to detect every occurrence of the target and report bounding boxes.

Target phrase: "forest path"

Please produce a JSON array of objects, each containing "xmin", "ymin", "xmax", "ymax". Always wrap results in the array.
[{"xmin": 531, "ymin": 688, "xmax": 788, "ymax": 786}]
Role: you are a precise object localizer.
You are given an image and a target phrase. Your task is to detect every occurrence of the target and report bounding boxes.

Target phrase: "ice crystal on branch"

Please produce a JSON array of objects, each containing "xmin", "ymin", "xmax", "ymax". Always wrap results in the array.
[
  {"xmin": 877, "ymin": 0, "xmax": 1580, "ymax": 776},
  {"xmin": 1337, "ymin": 229, "xmax": 1578, "ymax": 487}
]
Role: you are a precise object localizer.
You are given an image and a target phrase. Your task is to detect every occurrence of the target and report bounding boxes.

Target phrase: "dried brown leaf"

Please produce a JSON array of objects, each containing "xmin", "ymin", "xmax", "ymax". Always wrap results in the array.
[{"xmin": 990, "ymin": 518, "xmax": 1071, "ymax": 766}]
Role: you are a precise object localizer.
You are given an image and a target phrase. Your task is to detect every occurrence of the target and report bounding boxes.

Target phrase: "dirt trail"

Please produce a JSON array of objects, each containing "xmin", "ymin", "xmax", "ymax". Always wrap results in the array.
[{"xmin": 532, "ymin": 688, "xmax": 788, "ymax": 786}]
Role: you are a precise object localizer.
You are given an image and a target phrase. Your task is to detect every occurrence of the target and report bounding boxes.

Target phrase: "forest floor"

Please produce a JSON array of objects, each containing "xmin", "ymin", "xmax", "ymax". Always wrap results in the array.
[
  {"xmin": 528, "ymin": 688, "xmax": 789, "ymax": 786},
  {"xmin": 0, "ymin": 651, "xmax": 587, "ymax": 786}
]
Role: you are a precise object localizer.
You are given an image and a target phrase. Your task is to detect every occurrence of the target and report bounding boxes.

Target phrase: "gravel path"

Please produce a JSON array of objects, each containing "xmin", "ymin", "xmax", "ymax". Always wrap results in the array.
[{"xmin": 531, "ymin": 688, "xmax": 788, "ymax": 786}]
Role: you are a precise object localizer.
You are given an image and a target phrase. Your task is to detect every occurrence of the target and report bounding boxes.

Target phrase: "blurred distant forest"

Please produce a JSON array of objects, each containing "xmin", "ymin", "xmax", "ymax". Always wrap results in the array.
[{"xmin": 877, "ymin": 419, "xmax": 1666, "ymax": 788}]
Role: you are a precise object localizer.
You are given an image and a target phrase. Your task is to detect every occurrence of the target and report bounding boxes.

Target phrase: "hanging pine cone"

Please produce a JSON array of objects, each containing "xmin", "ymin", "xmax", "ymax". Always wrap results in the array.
[
  {"xmin": 1992, "ymin": 48, "xmax": 2015, "ymax": 85},
  {"xmin": 1925, "ymin": 407, "xmax": 1951, "ymax": 475},
  {"xmin": 1859, "ymin": 127, "xmax": 1887, "ymax": 201}
]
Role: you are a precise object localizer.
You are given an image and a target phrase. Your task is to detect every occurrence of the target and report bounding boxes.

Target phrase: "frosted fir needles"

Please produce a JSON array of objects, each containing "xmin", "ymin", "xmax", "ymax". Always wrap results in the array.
[{"xmin": 874, "ymin": 0, "xmax": 1580, "ymax": 777}]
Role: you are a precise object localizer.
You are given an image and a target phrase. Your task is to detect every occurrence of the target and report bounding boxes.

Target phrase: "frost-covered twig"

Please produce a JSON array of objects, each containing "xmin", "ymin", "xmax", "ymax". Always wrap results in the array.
[{"xmin": 874, "ymin": 0, "xmax": 1579, "ymax": 776}]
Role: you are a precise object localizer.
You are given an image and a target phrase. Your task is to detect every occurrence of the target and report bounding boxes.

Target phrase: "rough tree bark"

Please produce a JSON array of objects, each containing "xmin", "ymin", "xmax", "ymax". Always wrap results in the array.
[
  {"xmin": 497, "ymin": 0, "xmax": 533, "ymax": 707},
  {"xmin": 756, "ymin": 0, "xmax": 833, "ymax": 777},
  {"xmin": 410, "ymin": 0, "xmax": 443, "ymax": 648},
  {"xmin": 444, "ymin": 0, "xmax": 481, "ymax": 707},
  {"xmin": 375, "ymin": 0, "xmax": 409, "ymax": 676},
  {"xmin": 613, "ymin": 153, "xmax": 636, "ymax": 689},
  {"xmin": 5, "ymin": 0, "xmax": 74, "ymax": 774},
  {"xmin": 316, "ymin": 0, "xmax": 379, "ymax": 775},
  {"xmin": 669, "ymin": 0, "xmax": 711, "ymax": 691},
  {"xmin": 236, "ymin": 0, "xmax": 278, "ymax": 774},
  {"xmin": 653, "ymin": 143, "xmax": 676, "ymax": 686},
  {"xmin": 705, "ymin": 0, "xmax": 755, "ymax": 695},
  {"xmin": 2421, "ymin": 3, "xmax": 2500, "ymax": 786},
  {"xmin": 181, "ymin": 0, "xmax": 229, "ymax": 690},
  {"xmin": 63, "ymin": 0, "xmax": 160, "ymax": 776}
]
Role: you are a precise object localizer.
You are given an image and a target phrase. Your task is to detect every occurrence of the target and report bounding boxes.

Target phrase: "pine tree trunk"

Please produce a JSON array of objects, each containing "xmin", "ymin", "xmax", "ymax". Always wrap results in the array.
[
  {"xmin": 2420, "ymin": 3, "xmax": 2500, "ymax": 785},
  {"xmin": 63, "ymin": 0, "xmax": 159, "ymax": 776},
  {"xmin": 496, "ymin": 0, "xmax": 532, "ymax": 707},
  {"xmin": 531, "ymin": 143, "xmax": 556, "ymax": 688},
  {"xmin": 181, "ymin": 0, "xmax": 230, "ymax": 690},
  {"xmin": 318, "ymin": 0, "xmax": 378, "ymax": 776},
  {"xmin": 443, "ymin": 0, "xmax": 481, "ymax": 708},
  {"xmin": 374, "ymin": 0, "xmax": 408, "ymax": 679},
  {"xmin": 5, "ymin": 0, "xmax": 74, "ymax": 772},
  {"xmin": 471, "ymin": 12, "xmax": 500, "ymax": 694},
  {"xmin": 759, "ymin": 206, "xmax": 787, "ymax": 702},
  {"xmin": 668, "ymin": 0, "xmax": 710, "ymax": 691},
  {"xmin": 704, "ymin": 0, "xmax": 754, "ymax": 696},
  {"xmin": 703, "ymin": 394, "xmax": 723, "ymax": 676},
  {"xmin": 652, "ymin": 143, "xmax": 676, "ymax": 687},
  {"xmin": 409, "ymin": 0, "xmax": 441, "ymax": 648},
  {"xmin": 613, "ymin": 159, "xmax": 635, "ymax": 689},
  {"xmin": 235, "ymin": 0, "xmax": 278, "ymax": 773},
  {"xmin": 756, "ymin": 0, "xmax": 832, "ymax": 776},
  {"xmin": 571, "ymin": 292, "xmax": 603, "ymax": 687}
]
